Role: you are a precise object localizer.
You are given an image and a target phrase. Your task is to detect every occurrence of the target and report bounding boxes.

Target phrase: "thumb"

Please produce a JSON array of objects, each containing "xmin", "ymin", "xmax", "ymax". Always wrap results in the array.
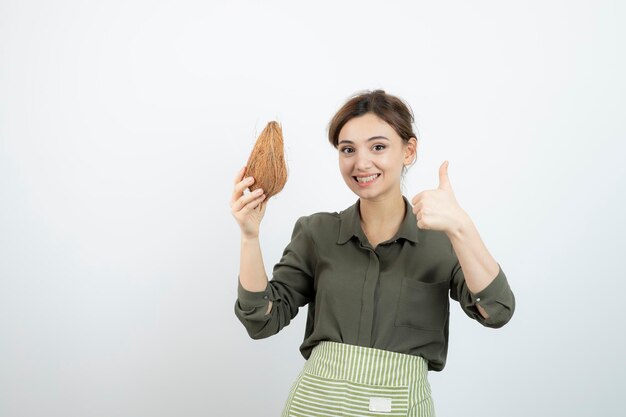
[{"xmin": 438, "ymin": 160, "xmax": 452, "ymax": 190}]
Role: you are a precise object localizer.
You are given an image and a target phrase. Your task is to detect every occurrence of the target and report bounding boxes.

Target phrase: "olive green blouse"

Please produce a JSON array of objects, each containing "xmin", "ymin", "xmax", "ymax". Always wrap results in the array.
[{"xmin": 234, "ymin": 195, "xmax": 515, "ymax": 371}]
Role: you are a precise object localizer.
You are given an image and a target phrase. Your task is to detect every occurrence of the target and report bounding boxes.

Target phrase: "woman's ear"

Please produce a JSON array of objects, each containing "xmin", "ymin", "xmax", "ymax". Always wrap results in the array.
[{"xmin": 404, "ymin": 137, "xmax": 418, "ymax": 165}]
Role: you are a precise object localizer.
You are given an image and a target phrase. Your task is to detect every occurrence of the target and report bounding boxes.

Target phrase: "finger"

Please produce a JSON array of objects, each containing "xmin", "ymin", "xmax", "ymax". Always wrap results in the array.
[
  {"xmin": 243, "ymin": 192, "xmax": 267, "ymax": 213},
  {"xmin": 412, "ymin": 201, "xmax": 423, "ymax": 216},
  {"xmin": 411, "ymin": 191, "xmax": 425, "ymax": 206},
  {"xmin": 254, "ymin": 196, "xmax": 268, "ymax": 213},
  {"xmin": 414, "ymin": 205, "xmax": 423, "ymax": 219},
  {"xmin": 231, "ymin": 174, "xmax": 256, "ymax": 204},
  {"xmin": 233, "ymin": 188, "xmax": 264, "ymax": 212},
  {"xmin": 230, "ymin": 166, "xmax": 248, "ymax": 203}
]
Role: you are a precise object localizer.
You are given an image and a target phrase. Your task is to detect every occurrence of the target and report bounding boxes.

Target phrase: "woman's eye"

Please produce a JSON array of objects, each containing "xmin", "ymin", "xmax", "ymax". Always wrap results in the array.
[
  {"xmin": 374, "ymin": 144, "xmax": 386, "ymax": 151},
  {"xmin": 340, "ymin": 147, "xmax": 354, "ymax": 154}
]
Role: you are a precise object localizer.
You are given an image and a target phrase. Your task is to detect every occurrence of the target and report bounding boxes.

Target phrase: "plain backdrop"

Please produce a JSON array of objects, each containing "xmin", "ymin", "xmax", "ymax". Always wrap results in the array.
[{"xmin": 1, "ymin": 1, "xmax": 624, "ymax": 416}]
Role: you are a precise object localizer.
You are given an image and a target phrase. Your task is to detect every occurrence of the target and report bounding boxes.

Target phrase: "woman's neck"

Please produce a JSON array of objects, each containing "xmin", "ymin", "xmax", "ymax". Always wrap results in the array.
[{"xmin": 358, "ymin": 193, "xmax": 406, "ymax": 232}]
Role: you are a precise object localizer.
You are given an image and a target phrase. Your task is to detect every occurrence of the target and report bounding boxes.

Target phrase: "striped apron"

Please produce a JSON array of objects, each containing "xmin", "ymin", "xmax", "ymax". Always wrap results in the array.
[{"xmin": 281, "ymin": 341, "xmax": 435, "ymax": 417}]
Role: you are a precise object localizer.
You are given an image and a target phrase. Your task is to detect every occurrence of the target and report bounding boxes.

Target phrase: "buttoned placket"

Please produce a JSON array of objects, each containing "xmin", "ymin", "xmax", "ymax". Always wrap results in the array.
[{"xmin": 356, "ymin": 240, "xmax": 380, "ymax": 347}]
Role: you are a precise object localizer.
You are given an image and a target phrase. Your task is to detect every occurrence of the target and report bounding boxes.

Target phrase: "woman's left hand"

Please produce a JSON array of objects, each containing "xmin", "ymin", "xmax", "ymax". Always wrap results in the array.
[{"xmin": 410, "ymin": 161, "xmax": 470, "ymax": 235}]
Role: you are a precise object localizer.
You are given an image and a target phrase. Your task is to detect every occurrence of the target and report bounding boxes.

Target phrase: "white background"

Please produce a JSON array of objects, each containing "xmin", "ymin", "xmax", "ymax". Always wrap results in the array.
[{"xmin": 1, "ymin": 1, "xmax": 624, "ymax": 416}]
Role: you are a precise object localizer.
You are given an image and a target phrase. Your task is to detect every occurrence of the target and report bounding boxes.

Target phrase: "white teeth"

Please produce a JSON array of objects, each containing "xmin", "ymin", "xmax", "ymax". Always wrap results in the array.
[{"xmin": 356, "ymin": 174, "xmax": 379, "ymax": 183}]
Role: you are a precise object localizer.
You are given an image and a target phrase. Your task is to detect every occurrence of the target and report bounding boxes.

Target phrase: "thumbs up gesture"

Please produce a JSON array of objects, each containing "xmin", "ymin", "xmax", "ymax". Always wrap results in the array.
[{"xmin": 410, "ymin": 161, "xmax": 469, "ymax": 235}]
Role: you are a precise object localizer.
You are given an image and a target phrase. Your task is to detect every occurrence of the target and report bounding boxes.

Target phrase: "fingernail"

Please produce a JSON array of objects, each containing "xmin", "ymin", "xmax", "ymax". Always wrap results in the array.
[
  {"xmin": 255, "ymin": 188, "xmax": 263, "ymax": 193},
  {"xmin": 246, "ymin": 177, "xmax": 253, "ymax": 182}
]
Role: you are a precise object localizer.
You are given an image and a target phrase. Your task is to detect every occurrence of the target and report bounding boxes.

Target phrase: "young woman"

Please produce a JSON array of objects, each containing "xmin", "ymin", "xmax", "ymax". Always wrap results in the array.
[{"xmin": 230, "ymin": 90, "xmax": 515, "ymax": 417}]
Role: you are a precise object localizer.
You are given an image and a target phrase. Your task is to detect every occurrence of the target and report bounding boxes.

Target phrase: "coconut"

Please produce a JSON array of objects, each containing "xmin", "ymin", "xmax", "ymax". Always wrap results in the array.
[{"xmin": 243, "ymin": 121, "xmax": 288, "ymax": 199}]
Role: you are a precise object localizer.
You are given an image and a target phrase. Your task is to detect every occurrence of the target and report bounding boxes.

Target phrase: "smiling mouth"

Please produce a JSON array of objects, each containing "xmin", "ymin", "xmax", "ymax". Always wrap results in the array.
[{"xmin": 353, "ymin": 173, "xmax": 381, "ymax": 184}]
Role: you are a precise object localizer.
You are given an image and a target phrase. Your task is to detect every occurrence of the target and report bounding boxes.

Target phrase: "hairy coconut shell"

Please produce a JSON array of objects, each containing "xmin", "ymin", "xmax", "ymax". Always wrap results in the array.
[{"xmin": 243, "ymin": 121, "xmax": 288, "ymax": 199}]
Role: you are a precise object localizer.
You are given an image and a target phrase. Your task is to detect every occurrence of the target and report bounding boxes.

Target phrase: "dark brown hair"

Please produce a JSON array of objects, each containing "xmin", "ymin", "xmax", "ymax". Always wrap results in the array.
[{"xmin": 327, "ymin": 89, "xmax": 418, "ymax": 149}]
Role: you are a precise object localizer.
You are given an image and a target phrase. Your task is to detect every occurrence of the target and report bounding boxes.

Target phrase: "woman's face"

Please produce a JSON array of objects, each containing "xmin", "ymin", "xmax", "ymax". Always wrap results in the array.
[{"xmin": 337, "ymin": 112, "xmax": 415, "ymax": 202}]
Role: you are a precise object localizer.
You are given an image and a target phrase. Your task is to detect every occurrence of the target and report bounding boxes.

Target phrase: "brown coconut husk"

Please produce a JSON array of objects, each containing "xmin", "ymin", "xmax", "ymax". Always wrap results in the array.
[{"xmin": 243, "ymin": 121, "xmax": 288, "ymax": 199}]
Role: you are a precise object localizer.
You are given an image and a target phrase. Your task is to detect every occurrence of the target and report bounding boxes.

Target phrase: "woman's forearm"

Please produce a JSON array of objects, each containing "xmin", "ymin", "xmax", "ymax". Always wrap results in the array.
[
  {"xmin": 447, "ymin": 215, "xmax": 500, "ymax": 292},
  {"xmin": 446, "ymin": 215, "xmax": 500, "ymax": 319},
  {"xmin": 239, "ymin": 235, "xmax": 269, "ymax": 291},
  {"xmin": 239, "ymin": 235, "xmax": 273, "ymax": 314}
]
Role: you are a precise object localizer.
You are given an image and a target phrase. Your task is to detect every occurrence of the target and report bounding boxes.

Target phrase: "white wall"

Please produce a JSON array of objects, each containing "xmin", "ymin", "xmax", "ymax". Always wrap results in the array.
[{"xmin": 1, "ymin": 1, "xmax": 624, "ymax": 416}]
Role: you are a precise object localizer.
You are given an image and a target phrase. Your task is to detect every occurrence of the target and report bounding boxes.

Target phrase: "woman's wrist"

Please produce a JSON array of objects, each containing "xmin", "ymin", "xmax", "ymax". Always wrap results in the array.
[
  {"xmin": 445, "ymin": 210, "xmax": 473, "ymax": 240},
  {"xmin": 241, "ymin": 232, "xmax": 260, "ymax": 243}
]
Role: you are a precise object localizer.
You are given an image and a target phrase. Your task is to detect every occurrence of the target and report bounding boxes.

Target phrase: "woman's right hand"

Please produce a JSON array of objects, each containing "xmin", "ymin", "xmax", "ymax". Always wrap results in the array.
[{"xmin": 230, "ymin": 166, "xmax": 267, "ymax": 239}]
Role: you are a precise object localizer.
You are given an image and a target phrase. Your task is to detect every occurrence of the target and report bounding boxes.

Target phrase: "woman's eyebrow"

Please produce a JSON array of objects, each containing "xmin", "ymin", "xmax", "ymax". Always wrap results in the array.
[{"xmin": 338, "ymin": 136, "xmax": 389, "ymax": 145}]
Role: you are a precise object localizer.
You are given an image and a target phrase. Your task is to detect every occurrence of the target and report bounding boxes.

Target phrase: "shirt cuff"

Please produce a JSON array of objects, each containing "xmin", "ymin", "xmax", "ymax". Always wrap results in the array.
[
  {"xmin": 237, "ymin": 276, "xmax": 272, "ymax": 311},
  {"xmin": 469, "ymin": 263, "xmax": 515, "ymax": 327},
  {"xmin": 470, "ymin": 264, "xmax": 507, "ymax": 303}
]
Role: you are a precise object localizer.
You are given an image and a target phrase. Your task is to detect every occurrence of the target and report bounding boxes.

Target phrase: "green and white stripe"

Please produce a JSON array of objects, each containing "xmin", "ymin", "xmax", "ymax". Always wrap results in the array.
[{"xmin": 282, "ymin": 341, "xmax": 434, "ymax": 417}]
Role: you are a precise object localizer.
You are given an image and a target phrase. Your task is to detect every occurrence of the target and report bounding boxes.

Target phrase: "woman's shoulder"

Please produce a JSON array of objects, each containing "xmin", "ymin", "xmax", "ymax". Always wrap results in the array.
[
  {"xmin": 297, "ymin": 199, "xmax": 358, "ymax": 225},
  {"xmin": 296, "ymin": 209, "xmax": 342, "ymax": 228},
  {"xmin": 288, "ymin": 208, "xmax": 345, "ymax": 242}
]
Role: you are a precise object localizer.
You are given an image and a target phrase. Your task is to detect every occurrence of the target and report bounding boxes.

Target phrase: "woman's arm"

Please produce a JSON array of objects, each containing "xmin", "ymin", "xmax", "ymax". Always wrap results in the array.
[
  {"xmin": 234, "ymin": 216, "xmax": 316, "ymax": 339},
  {"xmin": 231, "ymin": 166, "xmax": 273, "ymax": 315},
  {"xmin": 232, "ymin": 167, "xmax": 315, "ymax": 337},
  {"xmin": 411, "ymin": 161, "xmax": 507, "ymax": 321},
  {"xmin": 445, "ymin": 215, "xmax": 499, "ymax": 319},
  {"xmin": 240, "ymin": 235, "xmax": 272, "ymax": 315}
]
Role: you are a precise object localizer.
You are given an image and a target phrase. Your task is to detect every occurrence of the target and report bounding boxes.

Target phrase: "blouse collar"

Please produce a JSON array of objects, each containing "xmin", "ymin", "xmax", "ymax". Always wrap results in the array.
[{"xmin": 337, "ymin": 195, "xmax": 420, "ymax": 245}]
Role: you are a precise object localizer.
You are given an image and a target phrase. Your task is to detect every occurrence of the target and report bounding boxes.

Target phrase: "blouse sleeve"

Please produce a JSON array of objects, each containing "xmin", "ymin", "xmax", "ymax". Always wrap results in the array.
[
  {"xmin": 234, "ymin": 216, "xmax": 316, "ymax": 339},
  {"xmin": 450, "ymin": 259, "xmax": 516, "ymax": 328}
]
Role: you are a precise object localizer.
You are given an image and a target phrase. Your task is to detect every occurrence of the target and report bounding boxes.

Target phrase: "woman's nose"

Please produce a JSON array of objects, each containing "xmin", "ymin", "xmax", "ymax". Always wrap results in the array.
[{"xmin": 355, "ymin": 154, "xmax": 373, "ymax": 170}]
